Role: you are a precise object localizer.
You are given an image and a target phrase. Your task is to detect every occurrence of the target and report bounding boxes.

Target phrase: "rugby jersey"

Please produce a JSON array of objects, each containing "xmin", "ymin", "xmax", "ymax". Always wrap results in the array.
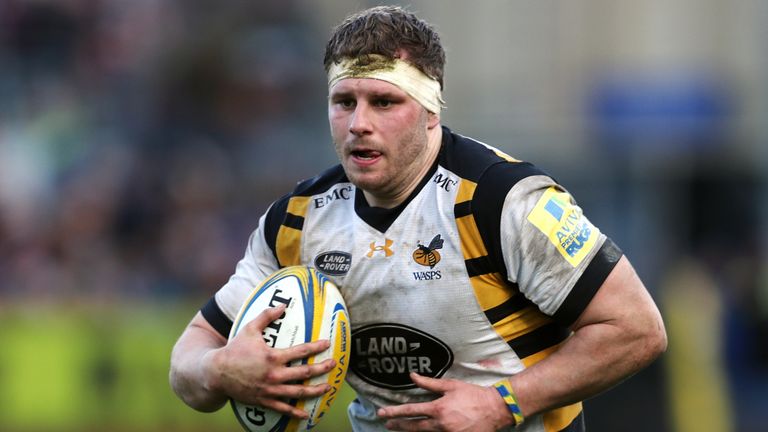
[{"xmin": 202, "ymin": 126, "xmax": 621, "ymax": 432}]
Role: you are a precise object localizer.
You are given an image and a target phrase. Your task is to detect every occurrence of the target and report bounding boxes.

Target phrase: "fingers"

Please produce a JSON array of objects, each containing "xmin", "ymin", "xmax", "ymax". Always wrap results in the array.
[
  {"xmin": 234, "ymin": 378, "xmax": 332, "ymax": 409},
  {"xmin": 378, "ymin": 400, "xmax": 435, "ymax": 420},
  {"xmin": 239, "ymin": 307, "xmax": 331, "ymax": 365},
  {"xmin": 236, "ymin": 381, "xmax": 332, "ymax": 413},
  {"xmin": 281, "ymin": 339, "xmax": 332, "ymax": 363},
  {"xmin": 277, "ymin": 358, "xmax": 336, "ymax": 382},
  {"xmin": 242, "ymin": 379, "xmax": 334, "ymax": 419},
  {"xmin": 256, "ymin": 397, "xmax": 311, "ymax": 419},
  {"xmin": 410, "ymin": 373, "xmax": 453, "ymax": 393},
  {"xmin": 242, "ymin": 305, "xmax": 287, "ymax": 337},
  {"xmin": 224, "ymin": 304, "xmax": 339, "ymax": 414},
  {"xmin": 378, "ymin": 374, "xmax": 452, "ymax": 420},
  {"xmin": 263, "ymin": 382, "xmax": 332, "ymax": 400}
]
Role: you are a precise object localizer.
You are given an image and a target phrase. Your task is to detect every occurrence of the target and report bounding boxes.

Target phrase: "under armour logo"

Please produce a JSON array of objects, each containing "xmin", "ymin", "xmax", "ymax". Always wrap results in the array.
[{"xmin": 367, "ymin": 239, "xmax": 394, "ymax": 257}]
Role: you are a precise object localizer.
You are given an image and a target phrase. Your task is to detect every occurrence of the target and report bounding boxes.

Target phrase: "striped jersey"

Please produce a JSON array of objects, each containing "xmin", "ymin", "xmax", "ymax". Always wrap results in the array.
[{"xmin": 201, "ymin": 127, "xmax": 622, "ymax": 432}]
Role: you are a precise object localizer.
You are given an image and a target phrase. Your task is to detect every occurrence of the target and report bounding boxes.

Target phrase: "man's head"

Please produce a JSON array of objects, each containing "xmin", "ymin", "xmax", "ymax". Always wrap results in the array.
[
  {"xmin": 325, "ymin": 6, "xmax": 446, "ymax": 209},
  {"xmin": 324, "ymin": 5, "xmax": 446, "ymax": 90}
]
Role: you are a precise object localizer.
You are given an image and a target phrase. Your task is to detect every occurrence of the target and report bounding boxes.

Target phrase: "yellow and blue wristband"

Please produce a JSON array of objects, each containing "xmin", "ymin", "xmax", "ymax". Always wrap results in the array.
[{"xmin": 493, "ymin": 379, "xmax": 524, "ymax": 426}]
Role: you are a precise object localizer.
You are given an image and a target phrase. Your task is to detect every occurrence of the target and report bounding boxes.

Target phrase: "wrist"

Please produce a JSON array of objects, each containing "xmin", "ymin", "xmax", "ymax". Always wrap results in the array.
[
  {"xmin": 486, "ymin": 385, "xmax": 517, "ymax": 428},
  {"xmin": 492, "ymin": 378, "xmax": 525, "ymax": 427}
]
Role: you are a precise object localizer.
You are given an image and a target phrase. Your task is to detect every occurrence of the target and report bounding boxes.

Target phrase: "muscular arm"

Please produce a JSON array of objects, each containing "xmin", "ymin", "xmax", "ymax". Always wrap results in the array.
[
  {"xmin": 379, "ymin": 256, "xmax": 667, "ymax": 431},
  {"xmin": 509, "ymin": 256, "xmax": 667, "ymax": 417},
  {"xmin": 169, "ymin": 307, "xmax": 336, "ymax": 417},
  {"xmin": 169, "ymin": 312, "xmax": 230, "ymax": 412}
]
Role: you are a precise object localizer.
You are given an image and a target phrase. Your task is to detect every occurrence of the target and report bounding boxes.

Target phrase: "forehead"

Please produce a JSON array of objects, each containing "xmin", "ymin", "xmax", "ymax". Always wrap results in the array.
[{"xmin": 329, "ymin": 78, "xmax": 408, "ymax": 97}]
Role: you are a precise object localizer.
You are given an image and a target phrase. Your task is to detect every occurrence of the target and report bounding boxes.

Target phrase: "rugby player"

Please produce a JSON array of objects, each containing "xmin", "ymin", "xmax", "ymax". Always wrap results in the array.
[{"xmin": 170, "ymin": 6, "xmax": 667, "ymax": 431}]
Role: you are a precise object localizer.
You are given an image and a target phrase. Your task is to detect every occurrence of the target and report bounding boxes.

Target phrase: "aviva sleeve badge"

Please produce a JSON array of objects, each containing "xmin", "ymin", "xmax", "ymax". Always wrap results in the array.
[{"xmin": 526, "ymin": 186, "xmax": 599, "ymax": 267}]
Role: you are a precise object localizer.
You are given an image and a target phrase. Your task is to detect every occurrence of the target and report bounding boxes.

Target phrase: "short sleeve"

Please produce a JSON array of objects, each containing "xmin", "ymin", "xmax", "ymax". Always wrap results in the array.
[{"xmin": 499, "ymin": 174, "xmax": 620, "ymax": 323}]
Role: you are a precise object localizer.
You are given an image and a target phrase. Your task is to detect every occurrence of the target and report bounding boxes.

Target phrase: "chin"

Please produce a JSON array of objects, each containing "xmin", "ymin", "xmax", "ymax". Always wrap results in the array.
[
  {"xmin": 349, "ymin": 177, "xmax": 378, "ymax": 192},
  {"xmin": 348, "ymin": 174, "xmax": 387, "ymax": 194}
]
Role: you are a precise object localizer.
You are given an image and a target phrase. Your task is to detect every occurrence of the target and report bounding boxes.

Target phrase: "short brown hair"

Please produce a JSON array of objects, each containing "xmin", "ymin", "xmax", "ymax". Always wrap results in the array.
[{"xmin": 324, "ymin": 6, "xmax": 446, "ymax": 89}]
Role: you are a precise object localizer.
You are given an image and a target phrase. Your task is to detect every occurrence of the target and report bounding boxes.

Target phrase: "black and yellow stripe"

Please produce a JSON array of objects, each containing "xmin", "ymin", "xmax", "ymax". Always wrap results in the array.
[
  {"xmin": 454, "ymin": 177, "xmax": 571, "ymax": 366},
  {"xmin": 446, "ymin": 132, "xmax": 584, "ymax": 430},
  {"xmin": 275, "ymin": 196, "xmax": 311, "ymax": 267},
  {"xmin": 443, "ymin": 132, "xmax": 570, "ymax": 367},
  {"xmin": 264, "ymin": 165, "xmax": 350, "ymax": 266},
  {"xmin": 454, "ymin": 178, "xmax": 583, "ymax": 431}
]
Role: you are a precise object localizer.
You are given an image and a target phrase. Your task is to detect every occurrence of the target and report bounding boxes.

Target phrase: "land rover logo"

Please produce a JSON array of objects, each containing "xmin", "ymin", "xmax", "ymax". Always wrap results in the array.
[
  {"xmin": 350, "ymin": 323, "xmax": 454, "ymax": 390},
  {"xmin": 314, "ymin": 251, "xmax": 352, "ymax": 276}
]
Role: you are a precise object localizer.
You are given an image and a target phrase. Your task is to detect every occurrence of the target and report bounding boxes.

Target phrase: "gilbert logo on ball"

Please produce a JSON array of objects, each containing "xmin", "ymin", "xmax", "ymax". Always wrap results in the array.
[{"xmin": 228, "ymin": 266, "xmax": 351, "ymax": 432}]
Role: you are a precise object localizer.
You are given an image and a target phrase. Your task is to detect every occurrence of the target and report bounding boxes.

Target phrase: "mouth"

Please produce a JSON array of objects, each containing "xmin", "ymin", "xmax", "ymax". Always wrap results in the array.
[{"xmin": 350, "ymin": 149, "xmax": 382, "ymax": 161}]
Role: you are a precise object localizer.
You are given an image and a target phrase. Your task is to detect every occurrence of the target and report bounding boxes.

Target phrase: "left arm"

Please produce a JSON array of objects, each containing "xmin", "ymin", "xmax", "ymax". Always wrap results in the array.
[
  {"xmin": 378, "ymin": 256, "xmax": 667, "ymax": 431},
  {"xmin": 505, "ymin": 256, "xmax": 667, "ymax": 417}
]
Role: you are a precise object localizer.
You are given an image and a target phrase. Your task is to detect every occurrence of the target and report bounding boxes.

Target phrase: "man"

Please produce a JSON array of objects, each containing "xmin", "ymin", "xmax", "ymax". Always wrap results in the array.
[{"xmin": 170, "ymin": 6, "xmax": 667, "ymax": 431}]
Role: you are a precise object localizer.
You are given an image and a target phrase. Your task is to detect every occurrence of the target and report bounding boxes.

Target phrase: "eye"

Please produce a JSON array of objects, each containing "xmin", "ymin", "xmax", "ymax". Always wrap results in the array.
[
  {"xmin": 373, "ymin": 98, "xmax": 392, "ymax": 108},
  {"xmin": 331, "ymin": 95, "xmax": 355, "ymax": 109}
]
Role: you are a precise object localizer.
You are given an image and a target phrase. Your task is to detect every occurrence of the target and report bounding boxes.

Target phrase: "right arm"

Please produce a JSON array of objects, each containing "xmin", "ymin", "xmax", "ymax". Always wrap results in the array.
[
  {"xmin": 170, "ymin": 197, "xmax": 336, "ymax": 416},
  {"xmin": 169, "ymin": 307, "xmax": 336, "ymax": 417}
]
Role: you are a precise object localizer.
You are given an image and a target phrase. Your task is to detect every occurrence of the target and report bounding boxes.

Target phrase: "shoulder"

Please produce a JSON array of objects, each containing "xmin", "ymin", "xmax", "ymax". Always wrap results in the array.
[
  {"xmin": 439, "ymin": 127, "xmax": 551, "ymax": 204},
  {"xmin": 263, "ymin": 164, "xmax": 349, "ymax": 255},
  {"xmin": 442, "ymin": 128, "xmax": 558, "ymax": 279},
  {"xmin": 439, "ymin": 127, "xmax": 548, "ymax": 187},
  {"xmin": 266, "ymin": 164, "xmax": 349, "ymax": 217},
  {"xmin": 291, "ymin": 164, "xmax": 349, "ymax": 197}
]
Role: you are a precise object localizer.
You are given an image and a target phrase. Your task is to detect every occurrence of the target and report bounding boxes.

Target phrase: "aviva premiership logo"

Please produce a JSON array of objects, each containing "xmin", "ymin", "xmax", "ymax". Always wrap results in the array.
[{"xmin": 527, "ymin": 187, "xmax": 598, "ymax": 267}]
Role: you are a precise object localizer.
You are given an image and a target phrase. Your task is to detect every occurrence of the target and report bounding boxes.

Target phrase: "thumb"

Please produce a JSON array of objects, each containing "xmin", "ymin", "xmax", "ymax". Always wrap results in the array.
[{"xmin": 410, "ymin": 372, "xmax": 453, "ymax": 394}]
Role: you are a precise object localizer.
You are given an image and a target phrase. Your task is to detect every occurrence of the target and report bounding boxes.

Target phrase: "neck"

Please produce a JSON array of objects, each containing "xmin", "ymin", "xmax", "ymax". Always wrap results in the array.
[{"xmin": 363, "ymin": 126, "xmax": 443, "ymax": 209}]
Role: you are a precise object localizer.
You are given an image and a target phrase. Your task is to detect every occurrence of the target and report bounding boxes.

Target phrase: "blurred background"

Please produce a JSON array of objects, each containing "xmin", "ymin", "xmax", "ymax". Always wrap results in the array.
[{"xmin": 0, "ymin": 0, "xmax": 766, "ymax": 431}]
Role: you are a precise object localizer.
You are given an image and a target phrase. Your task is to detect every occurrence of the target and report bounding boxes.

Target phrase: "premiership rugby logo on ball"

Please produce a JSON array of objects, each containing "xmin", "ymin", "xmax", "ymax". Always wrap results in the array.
[{"xmin": 228, "ymin": 266, "xmax": 351, "ymax": 432}]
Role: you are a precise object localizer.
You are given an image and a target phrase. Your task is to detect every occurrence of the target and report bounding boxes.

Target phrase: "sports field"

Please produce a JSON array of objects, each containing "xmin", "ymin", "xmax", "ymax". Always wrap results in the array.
[{"xmin": 0, "ymin": 304, "xmax": 355, "ymax": 432}]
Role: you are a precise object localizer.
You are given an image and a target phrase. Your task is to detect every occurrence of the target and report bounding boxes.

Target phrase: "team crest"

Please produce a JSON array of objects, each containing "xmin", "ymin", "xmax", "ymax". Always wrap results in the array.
[{"xmin": 412, "ymin": 234, "xmax": 444, "ymax": 268}]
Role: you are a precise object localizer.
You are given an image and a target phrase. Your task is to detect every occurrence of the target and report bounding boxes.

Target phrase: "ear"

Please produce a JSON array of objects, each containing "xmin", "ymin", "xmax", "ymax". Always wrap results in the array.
[{"xmin": 426, "ymin": 111, "xmax": 440, "ymax": 129}]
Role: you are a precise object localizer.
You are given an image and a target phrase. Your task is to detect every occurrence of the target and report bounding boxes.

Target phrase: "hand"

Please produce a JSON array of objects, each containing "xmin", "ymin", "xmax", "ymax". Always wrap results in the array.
[
  {"xmin": 377, "ymin": 373, "xmax": 516, "ymax": 432},
  {"xmin": 205, "ymin": 305, "xmax": 336, "ymax": 419}
]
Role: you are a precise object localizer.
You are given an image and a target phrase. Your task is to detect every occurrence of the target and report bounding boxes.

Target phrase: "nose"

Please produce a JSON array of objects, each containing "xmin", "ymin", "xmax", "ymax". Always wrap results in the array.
[{"xmin": 349, "ymin": 104, "xmax": 373, "ymax": 137}]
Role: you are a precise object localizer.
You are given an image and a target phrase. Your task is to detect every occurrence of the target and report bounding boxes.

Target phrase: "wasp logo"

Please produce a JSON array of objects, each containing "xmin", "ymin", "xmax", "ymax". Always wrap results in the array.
[
  {"xmin": 367, "ymin": 239, "xmax": 394, "ymax": 258},
  {"xmin": 412, "ymin": 234, "xmax": 444, "ymax": 268}
]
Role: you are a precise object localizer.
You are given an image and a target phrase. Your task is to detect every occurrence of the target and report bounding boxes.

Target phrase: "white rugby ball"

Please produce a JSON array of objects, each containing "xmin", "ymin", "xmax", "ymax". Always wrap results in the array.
[{"xmin": 228, "ymin": 266, "xmax": 351, "ymax": 432}]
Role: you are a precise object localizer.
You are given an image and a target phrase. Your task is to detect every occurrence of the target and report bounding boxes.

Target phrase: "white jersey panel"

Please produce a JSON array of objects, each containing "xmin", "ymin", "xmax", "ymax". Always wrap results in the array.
[{"xmin": 299, "ymin": 168, "xmax": 525, "ymax": 412}]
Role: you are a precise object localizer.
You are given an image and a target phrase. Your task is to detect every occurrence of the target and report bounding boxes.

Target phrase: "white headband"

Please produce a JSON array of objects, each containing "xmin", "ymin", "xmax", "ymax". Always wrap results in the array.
[{"xmin": 327, "ymin": 55, "xmax": 445, "ymax": 114}]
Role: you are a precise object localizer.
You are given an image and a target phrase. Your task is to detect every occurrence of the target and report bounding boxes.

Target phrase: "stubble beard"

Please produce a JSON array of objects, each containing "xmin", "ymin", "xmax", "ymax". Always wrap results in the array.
[{"xmin": 337, "ymin": 119, "xmax": 429, "ymax": 201}]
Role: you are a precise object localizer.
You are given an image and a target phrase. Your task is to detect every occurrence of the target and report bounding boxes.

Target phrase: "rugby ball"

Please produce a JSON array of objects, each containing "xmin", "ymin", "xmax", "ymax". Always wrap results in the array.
[{"xmin": 228, "ymin": 266, "xmax": 351, "ymax": 432}]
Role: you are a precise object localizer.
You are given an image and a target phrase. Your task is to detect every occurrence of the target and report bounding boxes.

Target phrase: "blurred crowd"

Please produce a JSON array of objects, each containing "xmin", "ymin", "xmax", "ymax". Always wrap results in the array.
[{"xmin": 0, "ymin": 0, "xmax": 332, "ymax": 302}]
